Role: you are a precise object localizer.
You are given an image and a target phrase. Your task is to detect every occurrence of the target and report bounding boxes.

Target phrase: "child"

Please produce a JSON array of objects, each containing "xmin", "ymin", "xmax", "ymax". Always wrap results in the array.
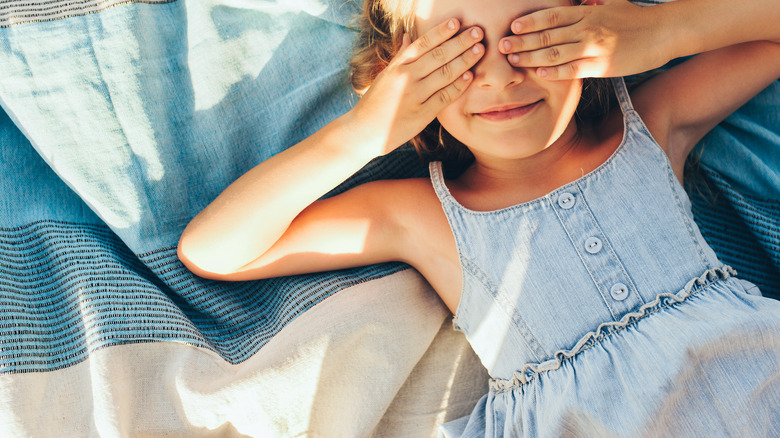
[{"xmin": 179, "ymin": 0, "xmax": 780, "ymax": 435}]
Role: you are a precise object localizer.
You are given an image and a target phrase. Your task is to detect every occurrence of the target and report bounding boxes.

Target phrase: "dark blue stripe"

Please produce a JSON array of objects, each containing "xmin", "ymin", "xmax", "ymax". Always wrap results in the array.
[
  {"xmin": 0, "ymin": 220, "xmax": 411, "ymax": 372},
  {"xmin": 0, "ymin": 147, "xmax": 426, "ymax": 374},
  {"xmin": 688, "ymin": 165, "xmax": 780, "ymax": 299}
]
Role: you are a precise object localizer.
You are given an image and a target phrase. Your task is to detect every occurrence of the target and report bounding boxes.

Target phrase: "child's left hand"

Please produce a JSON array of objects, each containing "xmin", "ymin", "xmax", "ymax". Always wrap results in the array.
[{"xmin": 500, "ymin": 0, "xmax": 669, "ymax": 79}]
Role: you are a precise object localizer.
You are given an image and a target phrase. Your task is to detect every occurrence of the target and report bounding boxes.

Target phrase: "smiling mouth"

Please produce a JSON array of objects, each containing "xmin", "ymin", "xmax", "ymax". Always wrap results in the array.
[{"xmin": 475, "ymin": 101, "xmax": 541, "ymax": 121}]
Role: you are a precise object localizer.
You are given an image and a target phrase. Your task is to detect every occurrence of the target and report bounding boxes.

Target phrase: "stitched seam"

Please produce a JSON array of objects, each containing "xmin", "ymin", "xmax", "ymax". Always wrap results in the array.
[
  {"xmin": 612, "ymin": 85, "xmax": 714, "ymax": 269},
  {"xmin": 489, "ymin": 266, "xmax": 737, "ymax": 392},
  {"xmin": 577, "ymin": 184, "xmax": 645, "ymax": 307},
  {"xmin": 461, "ymin": 258, "xmax": 547, "ymax": 362},
  {"xmin": 666, "ymin": 162, "xmax": 712, "ymax": 268},
  {"xmin": 551, "ymin": 191, "xmax": 619, "ymax": 321},
  {"xmin": 431, "ymin": 161, "xmax": 548, "ymax": 359},
  {"xmin": 430, "ymin": 81, "xmax": 632, "ymax": 217}
]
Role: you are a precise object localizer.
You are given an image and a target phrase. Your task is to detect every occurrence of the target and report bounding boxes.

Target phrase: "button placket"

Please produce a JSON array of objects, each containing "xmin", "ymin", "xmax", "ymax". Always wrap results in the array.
[{"xmin": 552, "ymin": 188, "xmax": 641, "ymax": 318}]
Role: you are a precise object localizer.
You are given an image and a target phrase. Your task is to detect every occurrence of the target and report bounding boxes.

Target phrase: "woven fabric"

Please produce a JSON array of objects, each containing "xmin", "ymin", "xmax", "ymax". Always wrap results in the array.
[
  {"xmin": 0, "ymin": 0, "xmax": 777, "ymax": 435},
  {"xmin": 0, "ymin": 0, "xmax": 431, "ymax": 374}
]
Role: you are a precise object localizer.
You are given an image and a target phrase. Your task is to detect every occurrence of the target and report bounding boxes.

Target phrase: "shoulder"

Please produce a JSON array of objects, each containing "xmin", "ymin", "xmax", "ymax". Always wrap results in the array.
[
  {"xmin": 355, "ymin": 176, "xmax": 440, "ymax": 211},
  {"xmin": 627, "ymin": 75, "xmax": 675, "ymax": 146},
  {"xmin": 626, "ymin": 75, "xmax": 687, "ymax": 181},
  {"xmin": 628, "ymin": 42, "xmax": 780, "ymax": 181},
  {"xmin": 356, "ymin": 176, "xmax": 462, "ymax": 305},
  {"xmin": 348, "ymin": 176, "xmax": 445, "ymax": 240},
  {"xmin": 375, "ymin": 176, "xmax": 461, "ymax": 310}
]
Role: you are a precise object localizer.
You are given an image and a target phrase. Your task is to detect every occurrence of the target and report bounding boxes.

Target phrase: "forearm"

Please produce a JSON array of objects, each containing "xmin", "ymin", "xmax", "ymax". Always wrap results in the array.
[
  {"xmin": 656, "ymin": 0, "xmax": 780, "ymax": 60},
  {"xmin": 179, "ymin": 17, "xmax": 484, "ymax": 277},
  {"xmin": 178, "ymin": 111, "xmax": 383, "ymax": 276}
]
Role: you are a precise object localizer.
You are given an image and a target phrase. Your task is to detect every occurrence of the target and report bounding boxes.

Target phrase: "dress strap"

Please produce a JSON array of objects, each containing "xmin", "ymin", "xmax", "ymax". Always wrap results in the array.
[
  {"xmin": 611, "ymin": 76, "xmax": 664, "ymax": 147},
  {"xmin": 428, "ymin": 161, "xmax": 453, "ymax": 204},
  {"xmin": 611, "ymin": 77, "xmax": 635, "ymax": 115}
]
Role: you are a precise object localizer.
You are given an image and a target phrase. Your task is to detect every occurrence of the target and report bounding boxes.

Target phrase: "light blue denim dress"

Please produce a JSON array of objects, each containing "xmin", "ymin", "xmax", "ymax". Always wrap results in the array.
[{"xmin": 435, "ymin": 78, "xmax": 780, "ymax": 437}]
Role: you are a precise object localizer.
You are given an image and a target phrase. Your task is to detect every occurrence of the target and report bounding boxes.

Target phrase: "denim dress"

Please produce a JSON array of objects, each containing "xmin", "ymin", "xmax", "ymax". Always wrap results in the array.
[{"xmin": 435, "ymin": 78, "xmax": 780, "ymax": 437}]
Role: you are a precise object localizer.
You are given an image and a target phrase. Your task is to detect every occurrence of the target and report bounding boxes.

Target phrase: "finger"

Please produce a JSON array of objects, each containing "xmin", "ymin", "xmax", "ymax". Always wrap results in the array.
[
  {"xmin": 508, "ymin": 6, "xmax": 584, "ymax": 37},
  {"xmin": 536, "ymin": 58, "xmax": 608, "ymax": 80},
  {"xmin": 508, "ymin": 42, "xmax": 588, "ymax": 69},
  {"xmin": 416, "ymin": 26, "xmax": 484, "ymax": 77},
  {"xmin": 500, "ymin": 25, "xmax": 578, "ymax": 55},
  {"xmin": 421, "ymin": 43, "xmax": 483, "ymax": 104},
  {"xmin": 424, "ymin": 70, "xmax": 474, "ymax": 108},
  {"xmin": 397, "ymin": 18, "xmax": 461, "ymax": 63}
]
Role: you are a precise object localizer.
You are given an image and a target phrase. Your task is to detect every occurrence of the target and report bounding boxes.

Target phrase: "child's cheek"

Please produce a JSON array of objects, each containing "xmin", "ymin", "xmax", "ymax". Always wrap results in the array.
[{"xmin": 437, "ymin": 104, "xmax": 473, "ymax": 145}]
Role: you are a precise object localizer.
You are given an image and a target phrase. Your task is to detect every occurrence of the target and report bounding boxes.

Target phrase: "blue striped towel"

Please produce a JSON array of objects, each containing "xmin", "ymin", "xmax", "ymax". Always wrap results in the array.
[{"xmin": 0, "ymin": 0, "xmax": 777, "ymax": 406}]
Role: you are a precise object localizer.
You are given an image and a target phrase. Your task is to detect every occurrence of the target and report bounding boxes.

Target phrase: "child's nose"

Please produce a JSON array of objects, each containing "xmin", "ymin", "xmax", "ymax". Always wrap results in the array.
[{"xmin": 472, "ymin": 46, "xmax": 526, "ymax": 89}]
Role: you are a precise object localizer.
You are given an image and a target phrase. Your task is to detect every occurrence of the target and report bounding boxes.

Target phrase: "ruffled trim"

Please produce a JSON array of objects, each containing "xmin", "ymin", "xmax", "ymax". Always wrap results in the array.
[{"xmin": 489, "ymin": 266, "xmax": 738, "ymax": 393}]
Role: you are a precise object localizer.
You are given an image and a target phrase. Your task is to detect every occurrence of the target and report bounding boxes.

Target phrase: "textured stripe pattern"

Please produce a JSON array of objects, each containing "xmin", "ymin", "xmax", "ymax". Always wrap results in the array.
[
  {"xmin": 0, "ymin": 220, "xmax": 409, "ymax": 373},
  {"xmin": 0, "ymin": 148, "xmax": 427, "ymax": 374},
  {"xmin": 0, "ymin": 0, "xmax": 175, "ymax": 27},
  {"xmin": 688, "ymin": 166, "xmax": 780, "ymax": 300},
  {"xmin": 2, "ymin": 152, "xmax": 777, "ymax": 373}
]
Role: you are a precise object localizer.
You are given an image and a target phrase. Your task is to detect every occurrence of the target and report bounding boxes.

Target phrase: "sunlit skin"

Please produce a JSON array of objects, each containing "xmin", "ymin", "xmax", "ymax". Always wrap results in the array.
[
  {"xmin": 414, "ymin": 0, "xmax": 621, "ymax": 209},
  {"xmin": 169, "ymin": 1, "xmax": 780, "ymax": 431},
  {"xmin": 178, "ymin": 0, "xmax": 780, "ymax": 316},
  {"xmin": 418, "ymin": 0, "xmax": 581, "ymax": 161},
  {"xmin": 501, "ymin": 0, "xmax": 780, "ymax": 80}
]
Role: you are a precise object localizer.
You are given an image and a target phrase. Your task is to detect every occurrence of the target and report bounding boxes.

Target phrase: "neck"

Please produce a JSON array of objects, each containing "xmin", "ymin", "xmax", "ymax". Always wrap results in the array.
[
  {"xmin": 450, "ymin": 122, "xmax": 612, "ymax": 210},
  {"xmin": 466, "ymin": 119, "xmax": 583, "ymax": 181}
]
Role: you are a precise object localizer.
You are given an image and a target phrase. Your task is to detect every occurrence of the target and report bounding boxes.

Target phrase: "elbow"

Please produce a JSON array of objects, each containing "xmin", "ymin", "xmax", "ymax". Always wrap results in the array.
[
  {"xmin": 764, "ymin": 41, "xmax": 780, "ymax": 79},
  {"xmin": 177, "ymin": 233, "xmax": 240, "ymax": 281}
]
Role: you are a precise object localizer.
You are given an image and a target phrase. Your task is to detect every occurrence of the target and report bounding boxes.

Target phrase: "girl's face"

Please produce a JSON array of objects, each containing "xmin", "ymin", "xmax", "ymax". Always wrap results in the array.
[{"xmin": 414, "ymin": 0, "xmax": 581, "ymax": 164}]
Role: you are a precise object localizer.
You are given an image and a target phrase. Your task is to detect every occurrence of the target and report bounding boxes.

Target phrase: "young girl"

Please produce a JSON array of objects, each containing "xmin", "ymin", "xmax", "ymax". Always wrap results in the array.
[{"xmin": 179, "ymin": 0, "xmax": 780, "ymax": 435}]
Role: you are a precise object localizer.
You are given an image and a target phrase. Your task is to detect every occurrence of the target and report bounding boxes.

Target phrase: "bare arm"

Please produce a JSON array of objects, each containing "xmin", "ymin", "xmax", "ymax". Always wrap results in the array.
[
  {"xmin": 178, "ymin": 18, "xmax": 485, "ymax": 279},
  {"xmin": 199, "ymin": 180, "xmax": 412, "ymax": 282},
  {"xmin": 178, "ymin": 115, "xmax": 382, "ymax": 279},
  {"xmin": 631, "ymin": 40, "xmax": 780, "ymax": 179},
  {"xmin": 501, "ymin": 0, "xmax": 780, "ymax": 79}
]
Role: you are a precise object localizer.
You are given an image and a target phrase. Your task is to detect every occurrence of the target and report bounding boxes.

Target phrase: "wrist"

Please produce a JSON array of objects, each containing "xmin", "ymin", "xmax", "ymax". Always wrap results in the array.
[
  {"xmin": 339, "ymin": 106, "xmax": 400, "ymax": 158},
  {"xmin": 651, "ymin": 2, "xmax": 691, "ymax": 65}
]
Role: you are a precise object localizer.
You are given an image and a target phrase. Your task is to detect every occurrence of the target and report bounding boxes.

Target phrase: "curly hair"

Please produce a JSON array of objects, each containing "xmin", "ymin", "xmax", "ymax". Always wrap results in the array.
[{"xmin": 350, "ymin": 0, "xmax": 614, "ymax": 171}]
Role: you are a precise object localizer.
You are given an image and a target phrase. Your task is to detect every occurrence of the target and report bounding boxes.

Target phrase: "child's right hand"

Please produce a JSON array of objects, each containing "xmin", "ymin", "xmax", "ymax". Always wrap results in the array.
[
  {"xmin": 349, "ymin": 18, "xmax": 485, "ymax": 155},
  {"xmin": 179, "ymin": 20, "xmax": 484, "ymax": 278}
]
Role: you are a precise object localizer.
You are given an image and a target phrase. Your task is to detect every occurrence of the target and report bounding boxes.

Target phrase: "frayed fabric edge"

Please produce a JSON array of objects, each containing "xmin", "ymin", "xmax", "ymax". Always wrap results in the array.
[{"xmin": 489, "ymin": 265, "xmax": 738, "ymax": 392}]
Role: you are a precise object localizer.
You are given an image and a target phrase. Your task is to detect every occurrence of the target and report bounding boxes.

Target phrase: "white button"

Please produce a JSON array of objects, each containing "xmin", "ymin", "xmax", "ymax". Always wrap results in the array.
[
  {"xmin": 558, "ymin": 192, "xmax": 575, "ymax": 209},
  {"xmin": 585, "ymin": 237, "xmax": 602, "ymax": 254},
  {"xmin": 610, "ymin": 283, "xmax": 629, "ymax": 301}
]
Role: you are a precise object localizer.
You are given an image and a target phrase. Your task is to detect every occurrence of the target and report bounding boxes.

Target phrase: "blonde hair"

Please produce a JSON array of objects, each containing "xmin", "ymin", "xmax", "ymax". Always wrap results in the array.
[
  {"xmin": 350, "ymin": 0, "xmax": 417, "ymax": 95},
  {"xmin": 350, "ymin": 0, "xmax": 613, "ymax": 172}
]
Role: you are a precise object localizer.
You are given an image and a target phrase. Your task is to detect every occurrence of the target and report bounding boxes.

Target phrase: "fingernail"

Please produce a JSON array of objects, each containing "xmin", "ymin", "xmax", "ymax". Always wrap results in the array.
[
  {"xmin": 510, "ymin": 54, "xmax": 519, "ymax": 64},
  {"xmin": 502, "ymin": 40, "xmax": 511, "ymax": 52},
  {"xmin": 470, "ymin": 28, "xmax": 480, "ymax": 38},
  {"xmin": 462, "ymin": 71, "xmax": 472, "ymax": 80},
  {"xmin": 448, "ymin": 19, "xmax": 456, "ymax": 29},
  {"xmin": 512, "ymin": 22, "xmax": 521, "ymax": 33},
  {"xmin": 538, "ymin": 68, "xmax": 548, "ymax": 78},
  {"xmin": 472, "ymin": 44, "xmax": 482, "ymax": 54}
]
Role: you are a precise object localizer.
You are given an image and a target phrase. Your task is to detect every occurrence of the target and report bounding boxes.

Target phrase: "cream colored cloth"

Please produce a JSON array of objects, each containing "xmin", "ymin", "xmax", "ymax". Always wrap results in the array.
[{"xmin": 0, "ymin": 269, "xmax": 488, "ymax": 437}]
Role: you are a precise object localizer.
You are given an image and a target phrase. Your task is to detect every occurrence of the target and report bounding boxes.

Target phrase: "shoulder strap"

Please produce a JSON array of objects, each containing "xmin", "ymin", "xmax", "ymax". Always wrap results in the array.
[
  {"xmin": 611, "ymin": 77, "xmax": 635, "ymax": 115},
  {"xmin": 428, "ymin": 161, "xmax": 452, "ymax": 204}
]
